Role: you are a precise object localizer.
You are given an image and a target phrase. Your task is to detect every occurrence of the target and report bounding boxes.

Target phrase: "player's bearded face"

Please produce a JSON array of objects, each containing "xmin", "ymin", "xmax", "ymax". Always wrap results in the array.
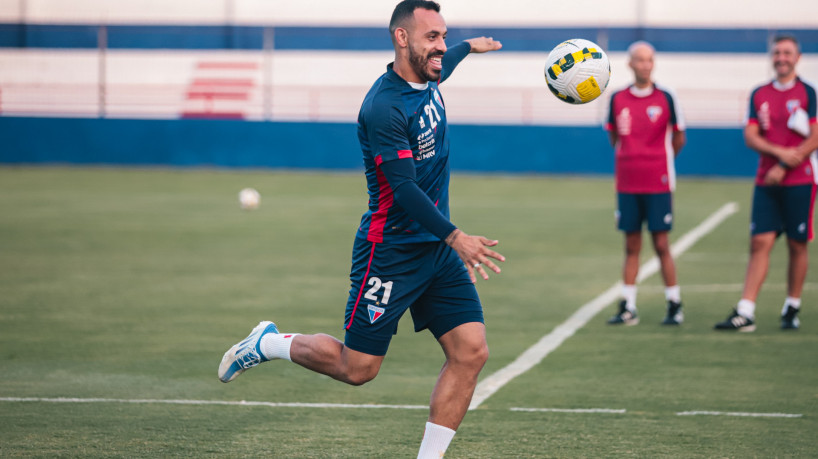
[
  {"xmin": 773, "ymin": 41, "xmax": 799, "ymax": 79},
  {"xmin": 408, "ymin": 41, "xmax": 444, "ymax": 82}
]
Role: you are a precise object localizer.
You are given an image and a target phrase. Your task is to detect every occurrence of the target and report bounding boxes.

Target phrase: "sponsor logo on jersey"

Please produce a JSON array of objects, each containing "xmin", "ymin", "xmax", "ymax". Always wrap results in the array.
[
  {"xmin": 759, "ymin": 101, "xmax": 771, "ymax": 131},
  {"xmin": 617, "ymin": 107, "xmax": 632, "ymax": 135},
  {"xmin": 367, "ymin": 304, "xmax": 385, "ymax": 323},
  {"xmin": 647, "ymin": 105, "xmax": 663, "ymax": 123}
]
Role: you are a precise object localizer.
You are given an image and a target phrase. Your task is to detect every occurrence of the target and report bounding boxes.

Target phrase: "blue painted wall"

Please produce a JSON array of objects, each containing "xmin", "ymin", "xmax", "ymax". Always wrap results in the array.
[{"xmin": 0, "ymin": 117, "xmax": 757, "ymax": 177}]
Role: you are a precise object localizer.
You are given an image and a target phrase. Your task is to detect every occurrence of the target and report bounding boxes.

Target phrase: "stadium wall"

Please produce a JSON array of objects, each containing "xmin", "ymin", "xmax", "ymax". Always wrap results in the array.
[
  {"xmin": 0, "ymin": 117, "xmax": 755, "ymax": 177},
  {"xmin": 2, "ymin": 0, "xmax": 816, "ymax": 176}
]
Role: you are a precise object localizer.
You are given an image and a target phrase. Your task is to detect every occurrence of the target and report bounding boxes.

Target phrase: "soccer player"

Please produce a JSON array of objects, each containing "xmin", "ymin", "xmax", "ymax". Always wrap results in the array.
[
  {"xmin": 605, "ymin": 41, "xmax": 686, "ymax": 326},
  {"xmin": 218, "ymin": 2, "xmax": 504, "ymax": 457},
  {"xmin": 714, "ymin": 35, "xmax": 818, "ymax": 332}
]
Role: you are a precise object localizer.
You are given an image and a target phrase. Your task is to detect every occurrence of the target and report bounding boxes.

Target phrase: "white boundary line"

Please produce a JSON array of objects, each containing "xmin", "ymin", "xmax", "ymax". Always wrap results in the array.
[
  {"xmin": 0, "ymin": 397, "xmax": 427, "ymax": 410},
  {"xmin": 676, "ymin": 410, "xmax": 803, "ymax": 418},
  {"xmin": 640, "ymin": 282, "xmax": 818, "ymax": 293},
  {"xmin": 511, "ymin": 407, "xmax": 626, "ymax": 414},
  {"xmin": 0, "ymin": 397, "xmax": 802, "ymax": 419},
  {"xmin": 469, "ymin": 202, "xmax": 740, "ymax": 410}
]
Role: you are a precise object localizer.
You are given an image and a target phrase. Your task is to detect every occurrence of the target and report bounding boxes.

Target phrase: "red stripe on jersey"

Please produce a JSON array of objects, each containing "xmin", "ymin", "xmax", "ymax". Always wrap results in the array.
[
  {"xmin": 346, "ymin": 242, "xmax": 377, "ymax": 330},
  {"xmin": 374, "ymin": 150, "xmax": 413, "ymax": 166},
  {"xmin": 367, "ymin": 166, "xmax": 394, "ymax": 243},
  {"xmin": 809, "ymin": 185, "xmax": 817, "ymax": 242}
]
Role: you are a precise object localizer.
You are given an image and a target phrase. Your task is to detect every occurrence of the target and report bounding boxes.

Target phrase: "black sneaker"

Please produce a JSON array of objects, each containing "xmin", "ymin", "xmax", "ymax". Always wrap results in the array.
[
  {"xmin": 781, "ymin": 305, "xmax": 800, "ymax": 330},
  {"xmin": 607, "ymin": 300, "xmax": 639, "ymax": 325},
  {"xmin": 714, "ymin": 309, "xmax": 756, "ymax": 332},
  {"xmin": 662, "ymin": 300, "xmax": 683, "ymax": 325}
]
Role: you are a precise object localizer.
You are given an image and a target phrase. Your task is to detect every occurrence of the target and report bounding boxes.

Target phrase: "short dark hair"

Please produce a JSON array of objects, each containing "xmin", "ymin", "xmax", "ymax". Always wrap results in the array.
[
  {"xmin": 389, "ymin": 0, "xmax": 441, "ymax": 45},
  {"xmin": 773, "ymin": 34, "xmax": 801, "ymax": 53}
]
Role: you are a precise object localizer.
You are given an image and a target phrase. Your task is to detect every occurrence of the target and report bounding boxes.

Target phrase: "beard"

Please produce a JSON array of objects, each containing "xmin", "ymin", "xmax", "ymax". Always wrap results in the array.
[
  {"xmin": 775, "ymin": 62, "xmax": 794, "ymax": 79},
  {"xmin": 408, "ymin": 44, "xmax": 443, "ymax": 82}
]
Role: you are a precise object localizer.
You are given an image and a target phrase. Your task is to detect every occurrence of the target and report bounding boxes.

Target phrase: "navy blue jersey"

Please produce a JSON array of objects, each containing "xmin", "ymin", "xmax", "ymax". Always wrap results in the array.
[{"xmin": 356, "ymin": 42, "xmax": 471, "ymax": 243}]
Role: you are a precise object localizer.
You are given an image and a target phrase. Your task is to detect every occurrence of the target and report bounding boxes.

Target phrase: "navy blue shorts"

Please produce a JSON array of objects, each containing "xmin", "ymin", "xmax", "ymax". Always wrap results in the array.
[
  {"xmin": 616, "ymin": 192, "xmax": 673, "ymax": 233},
  {"xmin": 343, "ymin": 238, "xmax": 483, "ymax": 356},
  {"xmin": 751, "ymin": 184, "xmax": 816, "ymax": 242}
]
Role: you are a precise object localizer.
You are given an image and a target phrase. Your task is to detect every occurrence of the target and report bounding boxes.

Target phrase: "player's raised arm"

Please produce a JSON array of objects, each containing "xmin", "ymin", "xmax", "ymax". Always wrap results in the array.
[
  {"xmin": 439, "ymin": 37, "xmax": 502, "ymax": 83},
  {"xmin": 465, "ymin": 36, "xmax": 502, "ymax": 53}
]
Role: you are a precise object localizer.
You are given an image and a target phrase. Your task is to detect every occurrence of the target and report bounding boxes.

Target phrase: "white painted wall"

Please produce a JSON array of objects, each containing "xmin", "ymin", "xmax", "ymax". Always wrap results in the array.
[
  {"xmin": 1, "ymin": 0, "xmax": 816, "ymax": 27},
  {"xmin": 3, "ymin": 48, "xmax": 817, "ymax": 126}
]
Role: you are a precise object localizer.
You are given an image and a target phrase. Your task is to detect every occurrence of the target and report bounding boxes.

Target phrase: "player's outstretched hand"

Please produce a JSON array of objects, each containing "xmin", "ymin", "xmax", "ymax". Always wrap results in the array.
[
  {"xmin": 445, "ymin": 229, "xmax": 505, "ymax": 282},
  {"xmin": 466, "ymin": 37, "xmax": 502, "ymax": 54}
]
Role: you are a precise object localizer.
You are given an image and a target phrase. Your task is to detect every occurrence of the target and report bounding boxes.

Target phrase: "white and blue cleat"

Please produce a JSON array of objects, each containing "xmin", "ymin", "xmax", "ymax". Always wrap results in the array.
[{"xmin": 218, "ymin": 321, "xmax": 279, "ymax": 383}]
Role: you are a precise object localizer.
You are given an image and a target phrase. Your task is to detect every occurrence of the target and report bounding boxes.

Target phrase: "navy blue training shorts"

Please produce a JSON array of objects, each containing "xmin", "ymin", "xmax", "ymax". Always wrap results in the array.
[
  {"xmin": 751, "ymin": 184, "xmax": 816, "ymax": 242},
  {"xmin": 616, "ymin": 192, "xmax": 673, "ymax": 233},
  {"xmin": 343, "ymin": 238, "xmax": 484, "ymax": 356}
]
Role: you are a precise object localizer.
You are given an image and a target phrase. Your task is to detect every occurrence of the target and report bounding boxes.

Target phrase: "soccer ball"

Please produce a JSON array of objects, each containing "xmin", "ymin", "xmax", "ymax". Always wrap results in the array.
[
  {"xmin": 238, "ymin": 188, "xmax": 260, "ymax": 210},
  {"xmin": 545, "ymin": 38, "xmax": 610, "ymax": 104}
]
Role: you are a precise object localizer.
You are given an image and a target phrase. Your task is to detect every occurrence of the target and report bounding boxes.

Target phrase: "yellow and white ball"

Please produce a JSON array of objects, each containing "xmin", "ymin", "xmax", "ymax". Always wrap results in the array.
[{"xmin": 545, "ymin": 38, "xmax": 611, "ymax": 104}]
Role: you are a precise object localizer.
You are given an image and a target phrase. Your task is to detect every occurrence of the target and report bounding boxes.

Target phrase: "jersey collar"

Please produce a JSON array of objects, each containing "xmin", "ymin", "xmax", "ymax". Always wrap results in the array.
[
  {"xmin": 772, "ymin": 77, "xmax": 799, "ymax": 91},
  {"xmin": 628, "ymin": 84, "xmax": 655, "ymax": 98},
  {"xmin": 386, "ymin": 63, "xmax": 430, "ymax": 91}
]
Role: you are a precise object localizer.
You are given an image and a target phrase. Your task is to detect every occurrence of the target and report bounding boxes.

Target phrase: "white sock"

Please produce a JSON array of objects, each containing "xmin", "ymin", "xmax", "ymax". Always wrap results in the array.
[
  {"xmin": 665, "ymin": 285, "xmax": 681, "ymax": 303},
  {"xmin": 737, "ymin": 299, "xmax": 756, "ymax": 319},
  {"xmin": 417, "ymin": 422, "xmax": 456, "ymax": 459},
  {"xmin": 621, "ymin": 284, "xmax": 637, "ymax": 312},
  {"xmin": 259, "ymin": 333, "xmax": 300, "ymax": 361},
  {"xmin": 782, "ymin": 297, "xmax": 801, "ymax": 315}
]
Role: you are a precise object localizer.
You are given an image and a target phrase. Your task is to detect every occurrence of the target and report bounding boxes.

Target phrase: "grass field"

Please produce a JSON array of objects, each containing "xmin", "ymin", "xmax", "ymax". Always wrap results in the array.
[{"xmin": 1, "ymin": 166, "xmax": 816, "ymax": 458}]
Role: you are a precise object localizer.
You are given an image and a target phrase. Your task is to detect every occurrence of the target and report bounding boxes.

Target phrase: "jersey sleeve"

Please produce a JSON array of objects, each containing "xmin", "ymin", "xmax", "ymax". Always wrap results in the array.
[
  {"xmin": 745, "ymin": 86, "xmax": 761, "ymax": 126},
  {"xmin": 365, "ymin": 97, "xmax": 413, "ymax": 165},
  {"xmin": 805, "ymin": 80, "xmax": 818, "ymax": 123},
  {"xmin": 379, "ymin": 158, "xmax": 457, "ymax": 240},
  {"xmin": 664, "ymin": 87, "xmax": 686, "ymax": 131},
  {"xmin": 605, "ymin": 91, "xmax": 617, "ymax": 131},
  {"xmin": 439, "ymin": 41, "xmax": 471, "ymax": 84}
]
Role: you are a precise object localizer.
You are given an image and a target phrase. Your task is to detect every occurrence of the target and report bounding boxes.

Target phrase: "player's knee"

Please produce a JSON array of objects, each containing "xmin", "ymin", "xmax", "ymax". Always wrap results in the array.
[
  {"xmin": 787, "ymin": 238, "xmax": 808, "ymax": 254},
  {"xmin": 750, "ymin": 236, "xmax": 774, "ymax": 254},
  {"xmin": 344, "ymin": 366, "xmax": 380, "ymax": 386},
  {"xmin": 653, "ymin": 240, "xmax": 670, "ymax": 256},
  {"xmin": 452, "ymin": 341, "xmax": 489, "ymax": 371}
]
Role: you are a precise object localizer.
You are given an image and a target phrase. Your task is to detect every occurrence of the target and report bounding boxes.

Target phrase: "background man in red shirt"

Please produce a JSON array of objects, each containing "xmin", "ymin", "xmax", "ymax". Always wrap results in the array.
[
  {"xmin": 605, "ymin": 41, "xmax": 687, "ymax": 326},
  {"xmin": 715, "ymin": 35, "xmax": 818, "ymax": 332}
]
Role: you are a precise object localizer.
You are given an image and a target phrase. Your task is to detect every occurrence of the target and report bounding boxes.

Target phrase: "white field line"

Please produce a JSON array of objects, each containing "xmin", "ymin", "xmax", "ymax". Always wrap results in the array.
[
  {"xmin": 469, "ymin": 202, "xmax": 740, "ymax": 410},
  {"xmin": 677, "ymin": 410, "xmax": 802, "ymax": 418},
  {"xmin": 0, "ymin": 397, "xmax": 802, "ymax": 419},
  {"xmin": 511, "ymin": 407, "xmax": 626, "ymax": 414},
  {"xmin": 639, "ymin": 282, "xmax": 818, "ymax": 293},
  {"xmin": 0, "ymin": 397, "xmax": 427, "ymax": 410}
]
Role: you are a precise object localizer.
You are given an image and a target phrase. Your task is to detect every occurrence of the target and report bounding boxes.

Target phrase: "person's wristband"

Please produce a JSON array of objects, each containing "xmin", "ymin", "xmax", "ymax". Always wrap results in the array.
[{"xmin": 778, "ymin": 160, "xmax": 790, "ymax": 169}]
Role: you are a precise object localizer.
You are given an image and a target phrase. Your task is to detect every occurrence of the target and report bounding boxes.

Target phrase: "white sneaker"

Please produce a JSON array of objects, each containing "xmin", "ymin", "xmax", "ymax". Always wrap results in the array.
[{"xmin": 218, "ymin": 321, "xmax": 279, "ymax": 383}]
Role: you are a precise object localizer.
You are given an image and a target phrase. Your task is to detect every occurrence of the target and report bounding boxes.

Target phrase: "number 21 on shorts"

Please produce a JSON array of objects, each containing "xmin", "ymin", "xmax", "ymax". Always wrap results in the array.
[{"xmin": 364, "ymin": 276, "xmax": 393, "ymax": 305}]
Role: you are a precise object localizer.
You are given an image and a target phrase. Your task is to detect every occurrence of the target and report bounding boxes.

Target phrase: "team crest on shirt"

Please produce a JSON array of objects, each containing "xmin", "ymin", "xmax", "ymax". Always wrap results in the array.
[
  {"xmin": 432, "ymin": 89, "xmax": 444, "ymax": 109},
  {"xmin": 786, "ymin": 99, "xmax": 801, "ymax": 114},
  {"xmin": 646, "ymin": 105, "xmax": 663, "ymax": 123},
  {"xmin": 367, "ymin": 304, "xmax": 385, "ymax": 323}
]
